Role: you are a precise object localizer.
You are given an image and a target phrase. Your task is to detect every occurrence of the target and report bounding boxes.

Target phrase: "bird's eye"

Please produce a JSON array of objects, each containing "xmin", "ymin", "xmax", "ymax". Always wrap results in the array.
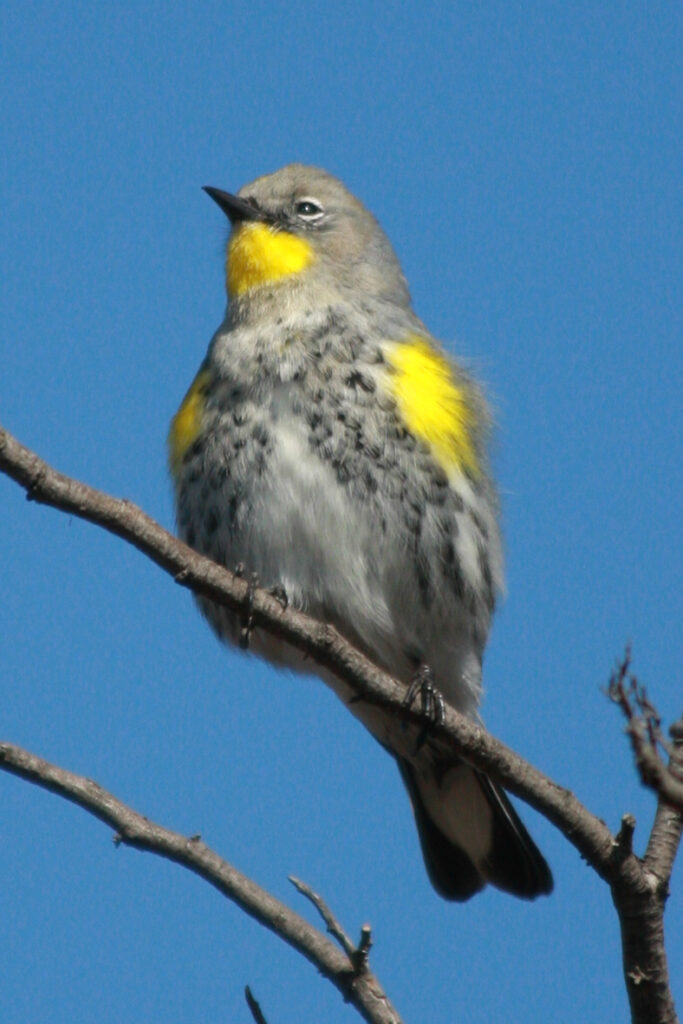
[{"xmin": 294, "ymin": 197, "xmax": 325, "ymax": 221}]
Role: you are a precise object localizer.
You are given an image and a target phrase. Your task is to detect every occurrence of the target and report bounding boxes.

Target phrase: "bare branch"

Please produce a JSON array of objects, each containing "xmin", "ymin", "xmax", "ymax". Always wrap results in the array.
[
  {"xmin": 644, "ymin": 727, "xmax": 683, "ymax": 886},
  {"xmin": 2, "ymin": 423, "xmax": 681, "ymax": 1024},
  {"xmin": 290, "ymin": 876, "xmax": 358, "ymax": 960},
  {"xmin": 245, "ymin": 987, "xmax": 269, "ymax": 1024},
  {"xmin": 289, "ymin": 876, "xmax": 374, "ymax": 975},
  {"xmin": 0, "ymin": 740, "xmax": 403, "ymax": 1024},
  {"xmin": 613, "ymin": 787, "xmax": 683, "ymax": 1024},
  {"xmin": 608, "ymin": 648, "xmax": 683, "ymax": 812},
  {"xmin": 0, "ymin": 424, "xmax": 620, "ymax": 876},
  {"xmin": 606, "ymin": 650, "xmax": 683, "ymax": 1024},
  {"xmin": 614, "ymin": 814, "xmax": 636, "ymax": 858},
  {"xmin": 355, "ymin": 926, "xmax": 373, "ymax": 975}
]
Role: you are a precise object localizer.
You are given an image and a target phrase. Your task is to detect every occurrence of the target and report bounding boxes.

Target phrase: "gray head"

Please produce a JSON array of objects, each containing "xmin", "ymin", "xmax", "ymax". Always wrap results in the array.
[{"xmin": 204, "ymin": 164, "xmax": 411, "ymax": 309}]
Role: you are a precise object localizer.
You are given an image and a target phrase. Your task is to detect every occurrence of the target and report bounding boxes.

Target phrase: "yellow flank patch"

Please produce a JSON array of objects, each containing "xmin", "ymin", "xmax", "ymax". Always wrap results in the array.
[
  {"xmin": 168, "ymin": 368, "xmax": 211, "ymax": 475},
  {"xmin": 226, "ymin": 222, "xmax": 315, "ymax": 296},
  {"xmin": 384, "ymin": 337, "xmax": 479, "ymax": 477}
]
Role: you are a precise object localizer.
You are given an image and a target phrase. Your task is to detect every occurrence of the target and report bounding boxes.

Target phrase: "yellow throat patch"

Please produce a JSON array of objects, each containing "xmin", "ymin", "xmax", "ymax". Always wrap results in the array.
[
  {"xmin": 384, "ymin": 337, "xmax": 480, "ymax": 477},
  {"xmin": 168, "ymin": 368, "xmax": 211, "ymax": 475},
  {"xmin": 227, "ymin": 222, "xmax": 315, "ymax": 296}
]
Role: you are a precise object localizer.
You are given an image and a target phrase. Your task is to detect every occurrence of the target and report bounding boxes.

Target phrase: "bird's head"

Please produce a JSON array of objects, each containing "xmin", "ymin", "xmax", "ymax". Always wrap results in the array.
[{"xmin": 204, "ymin": 164, "xmax": 411, "ymax": 310}]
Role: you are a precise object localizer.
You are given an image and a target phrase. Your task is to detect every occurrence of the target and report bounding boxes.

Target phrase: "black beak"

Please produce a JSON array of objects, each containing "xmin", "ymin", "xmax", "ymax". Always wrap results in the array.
[{"xmin": 202, "ymin": 186, "xmax": 264, "ymax": 225}]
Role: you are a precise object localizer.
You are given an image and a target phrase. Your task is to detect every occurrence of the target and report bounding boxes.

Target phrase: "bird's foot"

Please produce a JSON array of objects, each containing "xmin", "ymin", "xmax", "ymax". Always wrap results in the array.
[
  {"xmin": 403, "ymin": 664, "xmax": 445, "ymax": 751},
  {"xmin": 234, "ymin": 565, "xmax": 259, "ymax": 649},
  {"xmin": 234, "ymin": 568, "xmax": 288, "ymax": 647},
  {"xmin": 268, "ymin": 583, "xmax": 289, "ymax": 610}
]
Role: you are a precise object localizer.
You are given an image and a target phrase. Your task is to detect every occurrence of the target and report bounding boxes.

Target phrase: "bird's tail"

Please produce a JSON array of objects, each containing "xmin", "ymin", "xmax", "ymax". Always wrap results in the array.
[{"xmin": 397, "ymin": 757, "xmax": 553, "ymax": 901}]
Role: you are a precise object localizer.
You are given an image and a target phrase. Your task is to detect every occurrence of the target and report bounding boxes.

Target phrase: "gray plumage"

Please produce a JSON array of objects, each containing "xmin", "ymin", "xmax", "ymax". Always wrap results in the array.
[{"xmin": 170, "ymin": 164, "xmax": 552, "ymax": 901}]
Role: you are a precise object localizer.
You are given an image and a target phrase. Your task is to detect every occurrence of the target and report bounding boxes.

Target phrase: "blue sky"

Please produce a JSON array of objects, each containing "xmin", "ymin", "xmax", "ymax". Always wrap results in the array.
[{"xmin": 1, "ymin": 2, "xmax": 681, "ymax": 1021}]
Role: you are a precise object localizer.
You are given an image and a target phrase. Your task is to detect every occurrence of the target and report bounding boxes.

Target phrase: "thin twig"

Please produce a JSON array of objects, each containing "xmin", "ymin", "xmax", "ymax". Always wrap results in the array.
[
  {"xmin": 354, "ymin": 925, "xmax": 373, "ymax": 974},
  {"xmin": 289, "ymin": 876, "xmax": 373, "ymax": 974},
  {"xmin": 290, "ymin": 876, "xmax": 360, "ymax": 962},
  {"xmin": 608, "ymin": 649, "xmax": 683, "ymax": 812},
  {"xmin": 614, "ymin": 814, "xmax": 636, "ymax": 858},
  {"xmin": 245, "ymin": 987, "xmax": 269, "ymax": 1024}
]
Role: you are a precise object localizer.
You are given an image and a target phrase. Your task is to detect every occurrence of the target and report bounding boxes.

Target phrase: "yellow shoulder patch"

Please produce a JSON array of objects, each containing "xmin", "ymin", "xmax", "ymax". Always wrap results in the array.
[
  {"xmin": 168, "ymin": 368, "xmax": 211, "ymax": 476},
  {"xmin": 383, "ymin": 336, "xmax": 479, "ymax": 477},
  {"xmin": 227, "ymin": 222, "xmax": 315, "ymax": 296}
]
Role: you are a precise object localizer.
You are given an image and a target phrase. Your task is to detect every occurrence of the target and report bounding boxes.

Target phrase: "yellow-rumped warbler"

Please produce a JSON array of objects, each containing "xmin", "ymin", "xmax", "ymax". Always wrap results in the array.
[{"xmin": 169, "ymin": 165, "xmax": 552, "ymax": 901}]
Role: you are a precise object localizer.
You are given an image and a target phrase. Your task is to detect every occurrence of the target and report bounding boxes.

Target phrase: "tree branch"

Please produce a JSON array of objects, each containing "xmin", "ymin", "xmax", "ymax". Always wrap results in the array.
[
  {"xmin": 290, "ymin": 876, "xmax": 373, "ymax": 974},
  {"xmin": 613, "ymin": 785, "xmax": 682, "ymax": 1024},
  {"xmin": 0, "ymin": 740, "xmax": 402, "ymax": 1024},
  {"xmin": 0, "ymin": 423, "xmax": 619, "ymax": 873},
  {"xmin": 608, "ymin": 649, "xmax": 683, "ymax": 813},
  {"xmin": 1, "ymin": 422, "xmax": 680, "ymax": 1024},
  {"xmin": 245, "ymin": 987, "xmax": 270, "ymax": 1024}
]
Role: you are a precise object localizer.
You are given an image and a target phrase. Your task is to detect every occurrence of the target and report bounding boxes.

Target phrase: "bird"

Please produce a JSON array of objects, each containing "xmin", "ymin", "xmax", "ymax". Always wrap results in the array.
[{"xmin": 168, "ymin": 164, "xmax": 553, "ymax": 901}]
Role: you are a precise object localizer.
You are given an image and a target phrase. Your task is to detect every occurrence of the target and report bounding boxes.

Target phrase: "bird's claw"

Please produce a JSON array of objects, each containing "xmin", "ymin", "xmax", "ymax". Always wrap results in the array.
[
  {"xmin": 235, "ymin": 571, "xmax": 288, "ymax": 647},
  {"xmin": 403, "ymin": 665, "xmax": 445, "ymax": 751},
  {"xmin": 268, "ymin": 583, "xmax": 289, "ymax": 610},
  {"xmin": 239, "ymin": 571, "xmax": 259, "ymax": 649}
]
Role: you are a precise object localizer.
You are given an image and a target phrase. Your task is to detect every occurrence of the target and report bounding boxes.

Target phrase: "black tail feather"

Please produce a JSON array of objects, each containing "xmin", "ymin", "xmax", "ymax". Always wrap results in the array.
[
  {"xmin": 397, "ymin": 757, "xmax": 553, "ymax": 902},
  {"xmin": 475, "ymin": 769, "xmax": 554, "ymax": 899}
]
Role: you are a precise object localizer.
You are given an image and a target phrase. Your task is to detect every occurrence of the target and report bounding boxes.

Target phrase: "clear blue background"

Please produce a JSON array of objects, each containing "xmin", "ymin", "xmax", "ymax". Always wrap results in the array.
[{"xmin": 1, "ymin": 3, "xmax": 681, "ymax": 1022}]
